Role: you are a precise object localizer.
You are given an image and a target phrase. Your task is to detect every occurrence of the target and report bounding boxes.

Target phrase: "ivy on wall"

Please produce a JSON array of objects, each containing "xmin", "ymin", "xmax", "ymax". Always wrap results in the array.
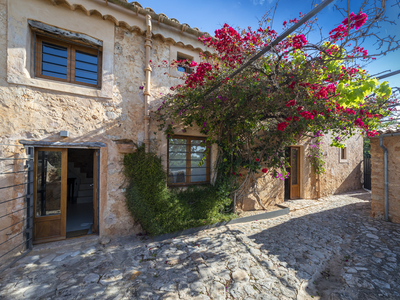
[{"xmin": 123, "ymin": 145, "xmax": 234, "ymax": 236}]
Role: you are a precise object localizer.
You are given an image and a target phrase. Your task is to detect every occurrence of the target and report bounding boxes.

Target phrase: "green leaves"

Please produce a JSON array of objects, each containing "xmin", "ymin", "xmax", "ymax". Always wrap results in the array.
[
  {"xmin": 262, "ymin": 63, "xmax": 271, "ymax": 75},
  {"xmin": 123, "ymin": 145, "xmax": 235, "ymax": 236}
]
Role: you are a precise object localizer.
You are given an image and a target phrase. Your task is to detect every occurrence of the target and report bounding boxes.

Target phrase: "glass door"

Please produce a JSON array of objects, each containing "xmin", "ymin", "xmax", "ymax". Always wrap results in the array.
[{"xmin": 33, "ymin": 148, "xmax": 67, "ymax": 244}]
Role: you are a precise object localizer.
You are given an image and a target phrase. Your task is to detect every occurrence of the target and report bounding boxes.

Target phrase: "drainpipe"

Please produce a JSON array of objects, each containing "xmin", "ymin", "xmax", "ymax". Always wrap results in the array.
[
  {"xmin": 144, "ymin": 14, "xmax": 152, "ymax": 152},
  {"xmin": 379, "ymin": 137, "xmax": 389, "ymax": 221}
]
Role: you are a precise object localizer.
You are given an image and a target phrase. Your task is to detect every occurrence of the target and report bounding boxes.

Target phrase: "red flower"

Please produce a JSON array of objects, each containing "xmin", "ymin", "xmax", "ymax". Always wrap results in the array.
[
  {"xmin": 255, "ymin": 158, "xmax": 260, "ymax": 162},
  {"xmin": 286, "ymin": 99, "xmax": 296, "ymax": 107},
  {"xmin": 277, "ymin": 122, "xmax": 288, "ymax": 131},
  {"xmin": 354, "ymin": 118, "xmax": 364, "ymax": 127},
  {"xmin": 262, "ymin": 168, "xmax": 268, "ymax": 173},
  {"xmin": 232, "ymin": 172, "xmax": 236, "ymax": 175},
  {"xmin": 239, "ymin": 173, "xmax": 242, "ymax": 176}
]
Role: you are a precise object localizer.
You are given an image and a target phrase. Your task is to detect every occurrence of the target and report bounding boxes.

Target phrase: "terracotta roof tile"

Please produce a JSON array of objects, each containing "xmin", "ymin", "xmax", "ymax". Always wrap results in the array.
[{"xmin": 377, "ymin": 125, "xmax": 400, "ymax": 135}]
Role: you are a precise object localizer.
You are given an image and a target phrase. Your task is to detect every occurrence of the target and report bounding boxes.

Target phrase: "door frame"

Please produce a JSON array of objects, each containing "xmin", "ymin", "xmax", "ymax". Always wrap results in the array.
[
  {"xmin": 33, "ymin": 147, "xmax": 68, "ymax": 244},
  {"xmin": 32, "ymin": 146, "xmax": 101, "ymax": 243}
]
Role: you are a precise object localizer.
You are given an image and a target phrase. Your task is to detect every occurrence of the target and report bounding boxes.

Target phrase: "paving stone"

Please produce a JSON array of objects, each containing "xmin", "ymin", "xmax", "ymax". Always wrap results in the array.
[
  {"xmin": 39, "ymin": 254, "xmax": 57, "ymax": 264},
  {"xmin": 53, "ymin": 252, "xmax": 72, "ymax": 262},
  {"xmin": 83, "ymin": 273, "xmax": 100, "ymax": 284},
  {"xmin": 206, "ymin": 281, "xmax": 224, "ymax": 299},
  {"xmin": 2, "ymin": 190, "xmax": 400, "ymax": 300},
  {"xmin": 99, "ymin": 269, "xmax": 123, "ymax": 285},
  {"xmin": 232, "ymin": 269, "xmax": 250, "ymax": 282}
]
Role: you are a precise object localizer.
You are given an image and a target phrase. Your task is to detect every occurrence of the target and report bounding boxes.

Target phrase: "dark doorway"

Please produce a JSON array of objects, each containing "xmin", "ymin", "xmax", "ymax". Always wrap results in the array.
[
  {"xmin": 364, "ymin": 154, "xmax": 371, "ymax": 190},
  {"xmin": 66, "ymin": 149, "xmax": 95, "ymax": 238},
  {"xmin": 284, "ymin": 148, "xmax": 290, "ymax": 200}
]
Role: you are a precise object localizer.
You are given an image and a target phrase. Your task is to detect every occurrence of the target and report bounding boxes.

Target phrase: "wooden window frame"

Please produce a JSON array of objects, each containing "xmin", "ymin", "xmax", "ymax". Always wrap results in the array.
[
  {"xmin": 167, "ymin": 136, "xmax": 211, "ymax": 186},
  {"xmin": 34, "ymin": 35, "xmax": 102, "ymax": 88}
]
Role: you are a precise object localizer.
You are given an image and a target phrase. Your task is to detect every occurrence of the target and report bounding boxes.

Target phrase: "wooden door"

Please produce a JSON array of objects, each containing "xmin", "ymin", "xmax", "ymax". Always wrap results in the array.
[
  {"xmin": 33, "ymin": 148, "xmax": 67, "ymax": 244},
  {"xmin": 92, "ymin": 150, "xmax": 99, "ymax": 233},
  {"xmin": 290, "ymin": 147, "xmax": 300, "ymax": 199}
]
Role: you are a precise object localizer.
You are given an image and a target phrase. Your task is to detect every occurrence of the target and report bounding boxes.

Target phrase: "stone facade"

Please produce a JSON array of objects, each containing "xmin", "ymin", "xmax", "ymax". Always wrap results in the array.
[
  {"xmin": 371, "ymin": 134, "xmax": 400, "ymax": 223},
  {"xmin": 0, "ymin": 0, "xmax": 212, "ymax": 258},
  {"xmin": 0, "ymin": 0, "xmax": 364, "ymax": 261},
  {"xmin": 240, "ymin": 133, "xmax": 363, "ymax": 210}
]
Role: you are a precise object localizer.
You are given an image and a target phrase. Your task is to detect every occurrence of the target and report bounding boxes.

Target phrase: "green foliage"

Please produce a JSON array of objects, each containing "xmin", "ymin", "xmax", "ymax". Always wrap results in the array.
[
  {"xmin": 309, "ymin": 136, "xmax": 326, "ymax": 175},
  {"xmin": 123, "ymin": 145, "xmax": 235, "ymax": 236},
  {"xmin": 363, "ymin": 138, "xmax": 371, "ymax": 156}
]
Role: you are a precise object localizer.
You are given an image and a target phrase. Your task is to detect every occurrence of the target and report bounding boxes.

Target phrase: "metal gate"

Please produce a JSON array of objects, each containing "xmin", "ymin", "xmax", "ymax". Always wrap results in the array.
[
  {"xmin": 364, "ymin": 154, "xmax": 371, "ymax": 190},
  {"xmin": 0, "ymin": 143, "xmax": 34, "ymax": 272}
]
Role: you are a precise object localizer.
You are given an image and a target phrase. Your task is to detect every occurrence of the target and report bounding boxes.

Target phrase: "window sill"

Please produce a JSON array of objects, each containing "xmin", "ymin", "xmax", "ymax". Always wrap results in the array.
[{"xmin": 7, "ymin": 75, "xmax": 112, "ymax": 99}]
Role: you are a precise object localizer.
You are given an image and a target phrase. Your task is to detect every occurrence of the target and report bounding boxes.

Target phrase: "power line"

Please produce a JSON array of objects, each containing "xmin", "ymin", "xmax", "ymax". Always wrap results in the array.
[
  {"xmin": 202, "ymin": 0, "xmax": 336, "ymax": 99},
  {"xmin": 376, "ymin": 69, "xmax": 400, "ymax": 80}
]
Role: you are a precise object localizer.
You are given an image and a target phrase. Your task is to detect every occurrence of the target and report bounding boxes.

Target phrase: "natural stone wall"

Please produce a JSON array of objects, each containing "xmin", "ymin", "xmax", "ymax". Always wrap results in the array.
[
  {"xmin": 371, "ymin": 136, "xmax": 400, "ymax": 223},
  {"xmin": 0, "ymin": 0, "xmax": 208, "ymax": 239},
  {"xmin": 319, "ymin": 133, "xmax": 363, "ymax": 196},
  {"xmin": 241, "ymin": 133, "xmax": 363, "ymax": 211}
]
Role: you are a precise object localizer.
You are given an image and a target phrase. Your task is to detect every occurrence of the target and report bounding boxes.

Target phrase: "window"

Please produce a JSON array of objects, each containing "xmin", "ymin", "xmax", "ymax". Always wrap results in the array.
[
  {"xmin": 177, "ymin": 55, "xmax": 193, "ymax": 74},
  {"xmin": 35, "ymin": 35, "xmax": 101, "ymax": 88},
  {"xmin": 168, "ymin": 136, "xmax": 210, "ymax": 185},
  {"xmin": 340, "ymin": 147, "xmax": 347, "ymax": 162}
]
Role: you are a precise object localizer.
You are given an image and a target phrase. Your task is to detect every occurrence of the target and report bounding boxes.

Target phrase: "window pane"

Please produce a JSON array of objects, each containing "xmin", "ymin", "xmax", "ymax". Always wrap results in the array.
[
  {"xmin": 42, "ymin": 42, "xmax": 68, "ymax": 79},
  {"xmin": 74, "ymin": 51, "xmax": 98, "ymax": 85},
  {"xmin": 36, "ymin": 151, "xmax": 62, "ymax": 217},
  {"xmin": 168, "ymin": 138, "xmax": 187, "ymax": 183},
  {"xmin": 190, "ymin": 139, "xmax": 207, "ymax": 182},
  {"xmin": 190, "ymin": 166, "xmax": 207, "ymax": 182}
]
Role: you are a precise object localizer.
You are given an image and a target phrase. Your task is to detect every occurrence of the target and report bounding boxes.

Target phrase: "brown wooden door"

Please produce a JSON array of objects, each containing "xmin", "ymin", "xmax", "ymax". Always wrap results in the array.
[
  {"xmin": 92, "ymin": 150, "xmax": 99, "ymax": 233},
  {"xmin": 290, "ymin": 147, "xmax": 300, "ymax": 199},
  {"xmin": 33, "ymin": 148, "xmax": 67, "ymax": 244}
]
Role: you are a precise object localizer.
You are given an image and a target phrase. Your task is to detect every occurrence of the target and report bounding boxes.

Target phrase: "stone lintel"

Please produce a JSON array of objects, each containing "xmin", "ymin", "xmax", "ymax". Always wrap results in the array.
[
  {"xmin": 19, "ymin": 140, "xmax": 107, "ymax": 148},
  {"xmin": 28, "ymin": 20, "xmax": 103, "ymax": 48}
]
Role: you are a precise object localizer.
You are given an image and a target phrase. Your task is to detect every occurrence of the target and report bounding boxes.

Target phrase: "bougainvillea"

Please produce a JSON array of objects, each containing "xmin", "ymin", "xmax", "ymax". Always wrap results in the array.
[{"xmin": 153, "ymin": 10, "xmax": 396, "ymax": 204}]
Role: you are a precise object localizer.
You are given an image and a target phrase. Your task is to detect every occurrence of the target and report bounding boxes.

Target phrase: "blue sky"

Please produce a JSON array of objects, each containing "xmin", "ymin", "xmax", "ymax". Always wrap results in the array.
[{"xmin": 142, "ymin": 0, "xmax": 400, "ymax": 91}]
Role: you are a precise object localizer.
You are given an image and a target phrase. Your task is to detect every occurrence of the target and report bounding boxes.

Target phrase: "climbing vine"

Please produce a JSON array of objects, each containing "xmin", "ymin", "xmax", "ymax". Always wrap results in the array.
[
  {"xmin": 309, "ymin": 134, "xmax": 326, "ymax": 175},
  {"xmin": 152, "ymin": 9, "xmax": 396, "ymax": 206}
]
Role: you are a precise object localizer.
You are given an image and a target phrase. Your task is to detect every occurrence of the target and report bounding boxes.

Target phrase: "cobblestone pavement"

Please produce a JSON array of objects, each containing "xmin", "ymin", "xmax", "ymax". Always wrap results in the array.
[{"xmin": 1, "ymin": 190, "xmax": 399, "ymax": 300}]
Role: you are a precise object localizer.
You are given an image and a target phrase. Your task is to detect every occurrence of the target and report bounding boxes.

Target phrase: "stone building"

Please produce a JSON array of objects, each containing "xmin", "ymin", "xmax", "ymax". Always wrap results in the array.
[
  {"xmin": 0, "ymin": 0, "xmax": 215, "ymax": 258},
  {"xmin": 0, "ymin": 0, "xmax": 363, "ymax": 263},
  {"xmin": 240, "ymin": 133, "xmax": 363, "ymax": 210},
  {"xmin": 371, "ymin": 126, "xmax": 400, "ymax": 223}
]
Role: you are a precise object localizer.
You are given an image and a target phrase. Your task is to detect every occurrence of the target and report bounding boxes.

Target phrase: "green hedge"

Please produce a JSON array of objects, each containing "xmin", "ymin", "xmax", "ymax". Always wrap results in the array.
[{"xmin": 123, "ymin": 145, "xmax": 235, "ymax": 236}]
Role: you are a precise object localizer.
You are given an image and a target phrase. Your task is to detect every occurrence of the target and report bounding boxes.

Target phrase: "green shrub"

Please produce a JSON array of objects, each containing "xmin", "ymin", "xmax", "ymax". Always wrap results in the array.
[{"xmin": 123, "ymin": 145, "xmax": 235, "ymax": 236}]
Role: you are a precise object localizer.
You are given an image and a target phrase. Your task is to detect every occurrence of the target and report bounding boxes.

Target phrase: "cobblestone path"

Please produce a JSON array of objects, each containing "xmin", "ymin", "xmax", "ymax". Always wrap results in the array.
[{"xmin": 1, "ymin": 190, "xmax": 399, "ymax": 300}]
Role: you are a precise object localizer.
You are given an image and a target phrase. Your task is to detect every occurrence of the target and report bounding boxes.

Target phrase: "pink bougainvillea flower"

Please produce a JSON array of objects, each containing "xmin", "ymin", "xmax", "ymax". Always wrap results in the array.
[{"xmin": 277, "ymin": 122, "xmax": 288, "ymax": 131}]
